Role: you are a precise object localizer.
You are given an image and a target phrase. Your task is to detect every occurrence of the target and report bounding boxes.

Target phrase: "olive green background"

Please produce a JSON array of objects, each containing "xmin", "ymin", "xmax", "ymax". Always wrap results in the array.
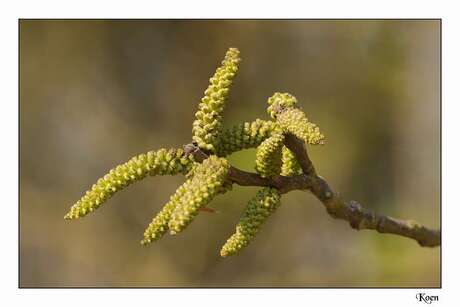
[{"xmin": 19, "ymin": 20, "xmax": 440, "ymax": 287}]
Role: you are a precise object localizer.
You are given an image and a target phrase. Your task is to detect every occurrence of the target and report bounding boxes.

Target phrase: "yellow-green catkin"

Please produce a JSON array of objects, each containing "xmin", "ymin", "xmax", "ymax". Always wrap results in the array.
[
  {"xmin": 255, "ymin": 131, "xmax": 284, "ymax": 178},
  {"xmin": 267, "ymin": 92, "xmax": 325, "ymax": 145},
  {"xmin": 277, "ymin": 108, "xmax": 325, "ymax": 145},
  {"xmin": 267, "ymin": 92, "xmax": 298, "ymax": 119},
  {"xmin": 141, "ymin": 181, "xmax": 190, "ymax": 244},
  {"xmin": 168, "ymin": 155, "xmax": 230, "ymax": 234},
  {"xmin": 216, "ymin": 119, "xmax": 276, "ymax": 157},
  {"xmin": 184, "ymin": 162, "xmax": 199, "ymax": 179},
  {"xmin": 220, "ymin": 188, "xmax": 281, "ymax": 257},
  {"xmin": 281, "ymin": 146, "xmax": 302, "ymax": 176},
  {"xmin": 192, "ymin": 48, "xmax": 241, "ymax": 153},
  {"xmin": 64, "ymin": 148, "xmax": 194, "ymax": 220}
]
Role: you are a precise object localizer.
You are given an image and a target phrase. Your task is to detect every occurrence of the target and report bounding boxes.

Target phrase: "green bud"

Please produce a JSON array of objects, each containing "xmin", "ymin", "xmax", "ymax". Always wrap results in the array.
[
  {"xmin": 281, "ymin": 146, "xmax": 302, "ymax": 176},
  {"xmin": 220, "ymin": 188, "xmax": 281, "ymax": 257},
  {"xmin": 192, "ymin": 48, "xmax": 241, "ymax": 153},
  {"xmin": 216, "ymin": 119, "xmax": 277, "ymax": 157},
  {"xmin": 255, "ymin": 130, "xmax": 284, "ymax": 178},
  {"xmin": 168, "ymin": 155, "xmax": 230, "ymax": 234},
  {"xmin": 64, "ymin": 148, "xmax": 194, "ymax": 220}
]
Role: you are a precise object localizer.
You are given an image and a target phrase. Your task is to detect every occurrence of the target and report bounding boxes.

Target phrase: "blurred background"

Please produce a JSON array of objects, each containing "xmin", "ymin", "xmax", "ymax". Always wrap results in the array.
[{"xmin": 19, "ymin": 20, "xmax": 440, "ymax": 287}]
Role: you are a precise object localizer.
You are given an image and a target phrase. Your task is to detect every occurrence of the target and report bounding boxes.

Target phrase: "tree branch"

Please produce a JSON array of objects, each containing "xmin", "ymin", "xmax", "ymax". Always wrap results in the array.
[{"xmin": 184, "ymin": 138, "xmax": 441, "ymax": 248}]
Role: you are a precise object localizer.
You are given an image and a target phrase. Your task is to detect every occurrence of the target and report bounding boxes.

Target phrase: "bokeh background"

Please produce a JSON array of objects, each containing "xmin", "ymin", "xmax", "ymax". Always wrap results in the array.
[{"xmin": 19, "ymin": 20, "xmax": 440, "ymax": 287}]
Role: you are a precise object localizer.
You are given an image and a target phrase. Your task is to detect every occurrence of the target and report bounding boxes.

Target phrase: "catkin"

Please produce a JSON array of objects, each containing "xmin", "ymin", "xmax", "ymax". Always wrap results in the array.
[
  {"xmin": 216, "ymin": 119, "xmax": 276, "ymax": 157},
  {"xmin": 281, "ymin": 146, "xmax": 302, "ymax": 176},
  {"xmin": 277, "ymin": 108, "xmax": 325, "ymax": 145},
  {"xmin": 267, "ymin": 92, "xmax": 325, "ymax": 145},
  {"xmin": 192, "ymin": 48, "xmax": 241, "ymax": 153},
  {"xmin": 255, "ymin": 131, "xmax": 284, "ymax": 178},
  {"xmin": 141, "ymin": 183, "xmax": 189, "ymax": 244},
  {"xmin": 65, "ymin": 47, "xmax": 330, "ymax": 256},
  {"xmin": 220, "ymin": 188, "xmax": 281, "ymax": 257},
  {"xmin": 168, "ymin": 155, "xmax": 230, "ymax": 234},
  {"xmin": 267, "ymin": 92, "xmax": 298, "ymax": 119},
  {"xmin": 64, "ymin": 148, "xmax": 193, "ymax": 220}
]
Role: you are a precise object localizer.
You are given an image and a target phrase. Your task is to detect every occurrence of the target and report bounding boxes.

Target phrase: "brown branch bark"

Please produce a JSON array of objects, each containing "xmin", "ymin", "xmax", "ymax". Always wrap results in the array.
[{"xmin": 184, "ymin": 137, "xmax": 440, "ymax": 248}]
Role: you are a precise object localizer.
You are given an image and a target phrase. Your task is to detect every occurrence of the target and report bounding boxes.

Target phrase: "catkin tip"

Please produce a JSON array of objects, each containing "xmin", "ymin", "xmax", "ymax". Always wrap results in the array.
[
  {"xmin": 64, "ymin": 213, "xmax": 73, "ymax": 220},
  {"xmin": 192, "ymin": 49, "xmax": 241, "ymax": 152},
  {"xmin": 140, "ymin": 239, "xmax": 149, "ymax": 246}
]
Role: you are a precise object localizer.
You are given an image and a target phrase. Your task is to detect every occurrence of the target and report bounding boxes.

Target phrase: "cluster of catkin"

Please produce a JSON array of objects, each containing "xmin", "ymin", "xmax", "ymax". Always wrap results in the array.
[{"xmin": 65, "ymin": 48, "xmax": 325, "ymax": 257}]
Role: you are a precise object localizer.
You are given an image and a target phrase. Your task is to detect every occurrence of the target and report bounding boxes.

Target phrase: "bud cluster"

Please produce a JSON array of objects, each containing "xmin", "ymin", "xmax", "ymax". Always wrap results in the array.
[{"xmin": 66, "ymin": 48, "xmax": 327, "ymax": 258}]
